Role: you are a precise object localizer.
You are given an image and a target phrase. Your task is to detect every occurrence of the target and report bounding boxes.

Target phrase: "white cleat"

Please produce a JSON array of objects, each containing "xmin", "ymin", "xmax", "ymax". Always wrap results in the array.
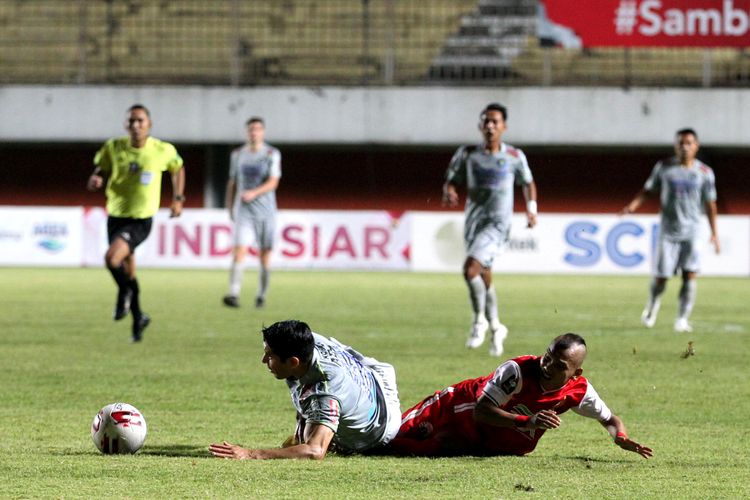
[
  {"xmin": 489, "ymin": 322, "xmax": 508, "ymax": 357},
  {"xmin": 466, "ymin": 320, "xmax": 489, "ymax": 349},
  {"xmin": 674, "ymin": 318, "xmax": 693, "ymax": 333},
  {"xmin": 641, "ymin": 303, "xmax": 659, "ymax": 328}
]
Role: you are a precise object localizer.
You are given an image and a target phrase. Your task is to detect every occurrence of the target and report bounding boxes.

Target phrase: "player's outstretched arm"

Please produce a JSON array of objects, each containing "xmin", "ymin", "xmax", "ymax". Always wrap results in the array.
[
  {"xmin": 602, "ymin": 414, "xmax": 653, "ymax": 459},
  {"xmin": 209, "ymin": 423, "xmax": 335, "ymax": 460}
]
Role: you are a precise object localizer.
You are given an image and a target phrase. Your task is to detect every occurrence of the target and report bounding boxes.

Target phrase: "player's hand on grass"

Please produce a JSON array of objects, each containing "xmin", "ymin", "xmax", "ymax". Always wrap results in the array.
[
  {"xmin": 209, "ymin": 440, "xmax": 257, "ymax": 459},
  {"xmin": 530, "ymin": 409, "xmax": 560, "ymax": 430},
  {"xmin": 87, "ymin": 174, "xmax": 103, "ymax": 191},
  {"xmin": 615, "ymin": 435, "xmax": 653, "ymax": 459}
]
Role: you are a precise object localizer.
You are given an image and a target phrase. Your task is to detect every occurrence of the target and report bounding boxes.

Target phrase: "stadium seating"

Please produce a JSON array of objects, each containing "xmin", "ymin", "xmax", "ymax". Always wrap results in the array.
[{"xmin": 0, "ymin": 0, "xmax": 748, "ymax": 87}]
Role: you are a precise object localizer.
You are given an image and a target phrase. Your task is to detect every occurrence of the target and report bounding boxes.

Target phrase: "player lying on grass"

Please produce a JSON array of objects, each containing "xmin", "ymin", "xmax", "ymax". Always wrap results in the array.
[
  {"xmin": 382, "ymin": 333, "xmax": 652, "ymax": 459},
  {"xmin": 209, "ymin": 320, "xmax": 401, "ymax": 460}
]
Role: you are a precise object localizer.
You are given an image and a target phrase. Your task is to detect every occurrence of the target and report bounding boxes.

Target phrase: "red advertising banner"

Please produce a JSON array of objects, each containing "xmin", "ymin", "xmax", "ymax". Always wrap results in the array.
[{"xmin": 541, "ymin": 0, "xmax": 750, "ymax": 47}]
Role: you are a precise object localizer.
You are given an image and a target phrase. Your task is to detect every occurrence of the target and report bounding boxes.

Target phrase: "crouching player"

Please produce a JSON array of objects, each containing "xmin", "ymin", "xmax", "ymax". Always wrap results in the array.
[{"xmin": 383, "ymin": 333, "xmax": 652, "ymax": 459}]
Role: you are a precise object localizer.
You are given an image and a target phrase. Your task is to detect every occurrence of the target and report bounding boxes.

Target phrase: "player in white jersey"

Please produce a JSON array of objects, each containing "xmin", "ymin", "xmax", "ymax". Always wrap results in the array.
[
  {"xmin": 621, "ymin": 128, "xmax": 720, "ymax": 332},
  {"xmin": 222, "ymin": 117, "xmax": 281, "ymax": 309},
  {"xmin": 209, "ymin": 320, "xmax": 401, "ymax": 460},
  {"xmin": 443, "ymin": 103, "xmax": 537, "ymax": 356}
]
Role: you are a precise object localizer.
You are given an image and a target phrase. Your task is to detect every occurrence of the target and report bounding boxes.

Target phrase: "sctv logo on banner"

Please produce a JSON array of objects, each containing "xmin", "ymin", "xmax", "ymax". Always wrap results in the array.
[{"xmin": 564, "ymin": 219, "xmax": 658, "ymax": 268}]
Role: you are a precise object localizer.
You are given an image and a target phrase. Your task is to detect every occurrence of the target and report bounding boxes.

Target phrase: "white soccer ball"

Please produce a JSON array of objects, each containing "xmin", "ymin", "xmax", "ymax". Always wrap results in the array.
[{"xmin": 91, "ymin": 402, "xmax": 147, "ymax": 454}]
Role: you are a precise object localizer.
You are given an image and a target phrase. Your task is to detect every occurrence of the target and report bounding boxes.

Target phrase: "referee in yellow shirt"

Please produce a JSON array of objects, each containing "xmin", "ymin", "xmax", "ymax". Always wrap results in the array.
[{"xmin": 87, "ymin": 104, "xmax": 185, "ymax": 342}]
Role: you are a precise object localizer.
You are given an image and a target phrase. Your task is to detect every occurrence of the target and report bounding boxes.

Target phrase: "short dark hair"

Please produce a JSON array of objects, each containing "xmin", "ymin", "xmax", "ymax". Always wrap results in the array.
[
  {"xmin": 128, "ymin": 104, "xmax": 150, "ymax": 118},
  {"xmin": 481, "ymin": 103, "xmax": 507, "ymax": 121},
  {"xmin": 676, "ymin": 128, "xmax": 698, "ymax": 140},
  {"xmin": 262, "ymin": 320, "xmax": 314, "ymax": 363},
  {"xmin": 246, "ymin": 116, "xmax": 265, "ymax": 126},
  {"xmin": 550, "ymin": 333, "xmax": 586, "ymax": 354}
]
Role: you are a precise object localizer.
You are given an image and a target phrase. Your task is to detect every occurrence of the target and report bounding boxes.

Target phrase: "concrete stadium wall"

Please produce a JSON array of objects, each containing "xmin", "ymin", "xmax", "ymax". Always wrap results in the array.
[{"xmin": 2, "ymin": 85, "xmax": 750, "ymax": 146}]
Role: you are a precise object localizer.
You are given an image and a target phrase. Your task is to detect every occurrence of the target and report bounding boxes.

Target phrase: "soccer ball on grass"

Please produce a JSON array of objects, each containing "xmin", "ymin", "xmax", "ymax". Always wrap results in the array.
[{"xmin": 91, "ymin": 402, "xmax": 147, "ymax": 454}]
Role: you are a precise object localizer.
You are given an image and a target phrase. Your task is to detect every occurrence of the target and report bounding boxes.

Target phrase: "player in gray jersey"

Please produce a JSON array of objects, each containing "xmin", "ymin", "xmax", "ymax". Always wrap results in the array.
[
  {"xmin": 209, "ymin": 320, "xmax": 401, "ymax": 459},
  {"xmin": 622, "ymin": 128, "xmax": 720, "ymax": 333},
  {"xmin": 222, "ymin": 117, "xmax": 281, "ymax": 309},
  {"xmin": 443, "ymin": 103, "xmax": 537, "ymax": 357}
]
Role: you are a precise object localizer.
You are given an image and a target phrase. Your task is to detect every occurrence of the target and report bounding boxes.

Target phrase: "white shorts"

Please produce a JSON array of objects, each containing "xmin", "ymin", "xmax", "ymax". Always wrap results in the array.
[
  {"xmin": 335, "ymin": 340, "xmax": 402, "ymax": 446},
  {"xmin": 233, "ymin": 214, "xmax": 275, "ymax": 249},
  {"xmin": 466, "ymin": 223, "xmax": 509, "ymax": 268},
  {"xmin": 654, "ymin": 237, "xmax": 700, "ymax": 277}
]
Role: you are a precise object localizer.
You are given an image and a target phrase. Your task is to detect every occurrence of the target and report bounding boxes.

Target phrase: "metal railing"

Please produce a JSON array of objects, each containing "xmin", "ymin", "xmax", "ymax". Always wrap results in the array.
[{"xmin": 1, "ymin": 0, "xmax": 748, "ymax": 87}]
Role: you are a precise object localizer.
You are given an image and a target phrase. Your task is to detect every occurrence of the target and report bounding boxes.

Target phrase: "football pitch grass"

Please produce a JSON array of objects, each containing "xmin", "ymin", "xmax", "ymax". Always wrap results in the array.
[{"xmin": 1, "ymin": 268, "xmax": 748, "ymax": 498}]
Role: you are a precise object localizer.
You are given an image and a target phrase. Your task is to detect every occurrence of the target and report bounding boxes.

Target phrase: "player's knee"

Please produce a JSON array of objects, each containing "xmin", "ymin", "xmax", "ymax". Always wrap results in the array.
[
  {"xmin": 104, "ymin": 252, "xmax": 121, "ymax": 269},
  {"xmin": 463, "ymin": 259, "xmax": 482, "ymax": 279}
]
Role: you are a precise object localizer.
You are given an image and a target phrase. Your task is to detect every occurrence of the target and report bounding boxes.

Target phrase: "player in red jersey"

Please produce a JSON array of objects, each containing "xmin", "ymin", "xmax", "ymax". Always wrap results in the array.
[{"xmin": 384, "ymin": 333, "xmax": 652, "ymax": 458}]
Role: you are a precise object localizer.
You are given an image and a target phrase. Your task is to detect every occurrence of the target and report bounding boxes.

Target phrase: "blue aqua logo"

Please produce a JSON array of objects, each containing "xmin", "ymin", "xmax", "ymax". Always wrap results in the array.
[{"xmin": 33, "ymin": 223, "xmax": 68, "ymax": 253}]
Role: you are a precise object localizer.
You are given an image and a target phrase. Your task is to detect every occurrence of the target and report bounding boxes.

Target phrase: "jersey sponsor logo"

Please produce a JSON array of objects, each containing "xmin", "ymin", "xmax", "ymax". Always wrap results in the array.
[
  {"xmin": 472, "ymin": 162, "xmax": 508, "ymax": 187},
  {"xmin": 128, "ymin": 161, "xmax": 140, "ymax": 174},
  {"xmin": 667, "ymin": 177, "xmax": 699, "ymax": 197},
  {"xmin": 241, "ymin": 163, "xmax": 266, "ymax": 188}
]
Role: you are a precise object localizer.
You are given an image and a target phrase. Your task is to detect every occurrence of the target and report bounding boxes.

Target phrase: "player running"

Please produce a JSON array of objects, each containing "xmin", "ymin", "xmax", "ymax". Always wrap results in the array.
[
  {"xmin": 442, "ymin": 103, "xmax": 537, "ymax": 356},
  {"xmin": 621, "ymin": 128, "xmax": 720, "ymax": 332},
  {"xmin": 87, "ymin": 104, "xmax": 185, "ymax": 342},
  {"xmin": 382, "ymin": 333, "xmax": 652, "ymax": 459},
  {"xmin": 222, "ymin": 117, "xmax": 281, "ymax": 309}
]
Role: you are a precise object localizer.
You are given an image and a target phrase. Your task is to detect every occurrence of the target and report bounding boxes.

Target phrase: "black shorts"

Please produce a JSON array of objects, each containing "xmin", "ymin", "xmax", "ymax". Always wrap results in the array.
[{"xmin": 107, "ymin": 216, "xmax": 153, "ymax": 251}]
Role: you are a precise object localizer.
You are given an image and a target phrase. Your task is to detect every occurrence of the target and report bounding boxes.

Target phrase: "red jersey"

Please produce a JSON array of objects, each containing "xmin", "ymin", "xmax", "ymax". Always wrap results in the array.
[{"xmin": 394, "ymin": 355, "xmax": 612, "ymax": 456}]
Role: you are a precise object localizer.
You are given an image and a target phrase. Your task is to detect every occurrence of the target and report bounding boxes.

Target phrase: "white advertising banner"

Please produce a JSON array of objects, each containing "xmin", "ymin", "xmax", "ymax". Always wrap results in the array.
[
  {"xmin": 83, "ymin": 208, "xmax": 412, "ymax": 270},
  {"xmin": 0, "ymin": 206, "xmax": 83, "ymax": 266},
  {"xmin": 2, "ymin": 207, "xmax": 747, "ymax": 276},
  {"xmin": 410, "ymin": 212, "xmax": 750, "ymax": 276}
]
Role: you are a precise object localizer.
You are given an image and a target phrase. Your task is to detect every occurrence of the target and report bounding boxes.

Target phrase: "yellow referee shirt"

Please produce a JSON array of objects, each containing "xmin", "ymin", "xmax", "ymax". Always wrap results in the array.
[{"xmin": 94, "ymin": 136, "xmax": 183, "ymax": 219}]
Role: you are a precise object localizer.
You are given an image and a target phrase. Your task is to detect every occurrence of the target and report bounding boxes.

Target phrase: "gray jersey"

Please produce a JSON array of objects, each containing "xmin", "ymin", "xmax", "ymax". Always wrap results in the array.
[
  {"xmin": 286, "ymin": 333, "xmax": 390, "ymax": 452},
  {"xmin": 446, "ymin": 143, "xmax": 533, "ymax": 236},
  {"xmin": 229, "ymin": 143, "xmax": 281, "ymax": 218},
  {"xmin": 644, "ymin": 157, "xmax": 716, "ymax": 241}
]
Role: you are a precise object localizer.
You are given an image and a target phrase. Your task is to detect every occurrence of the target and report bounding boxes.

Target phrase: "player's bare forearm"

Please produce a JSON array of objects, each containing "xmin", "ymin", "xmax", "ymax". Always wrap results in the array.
[
  {"xmin": 602, "ymin": 415, "xmax": 653, "ymax": 459},
  {"xmin": 442, "ymin": 182, "xmax": 459, "ymax": 207},
  {"xmin": 474, "ymin": 397, "xmax": 559, "ymax": 430},
  {"xmin": 225, "ymin": 180, "xmax": 236, "ymax": 211},
  {"xmin": 523, "ymin": 181, "xmax": 537, "ymax": 228},
  {"xmin": 208, "ymin": 440, "xmax": 327, "ymax": 460},
  {"xmin": 621, "ymin": 189, "xmax": 649, "ymax": 215},
  {"xmin": 169, "ymin": 168, "xmax": 186, "ymax": 218},
  {"xmin": 706, "ymin": 200, "xmax": 720, "ymax": 253}
]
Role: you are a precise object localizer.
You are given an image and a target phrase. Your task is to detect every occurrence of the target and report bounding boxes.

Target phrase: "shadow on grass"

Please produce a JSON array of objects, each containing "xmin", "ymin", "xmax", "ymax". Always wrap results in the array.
[
  {"xmin": 53, "ymin": 444, "xmax": 211, "ymax": 458},
  {"xmin": 564, "ymin": 454, "xmax": 637, "ymax": 465},
  {"xmin": 140, "ymin": 444, "xmax": 212, "ymax": 458}
]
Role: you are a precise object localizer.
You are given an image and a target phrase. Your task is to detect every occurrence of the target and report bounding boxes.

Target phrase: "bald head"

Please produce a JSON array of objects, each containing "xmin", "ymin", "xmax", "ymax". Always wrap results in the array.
[{"xmin": 549, "ymin": 333, "xmax": 587, "ymax": 369}]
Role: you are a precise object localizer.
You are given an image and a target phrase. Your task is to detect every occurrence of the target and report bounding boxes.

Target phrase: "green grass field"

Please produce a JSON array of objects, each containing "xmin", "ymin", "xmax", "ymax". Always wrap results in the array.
[{"xmin": 1, "ymin": 268, "xmax": 748, "ymax": 498}]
